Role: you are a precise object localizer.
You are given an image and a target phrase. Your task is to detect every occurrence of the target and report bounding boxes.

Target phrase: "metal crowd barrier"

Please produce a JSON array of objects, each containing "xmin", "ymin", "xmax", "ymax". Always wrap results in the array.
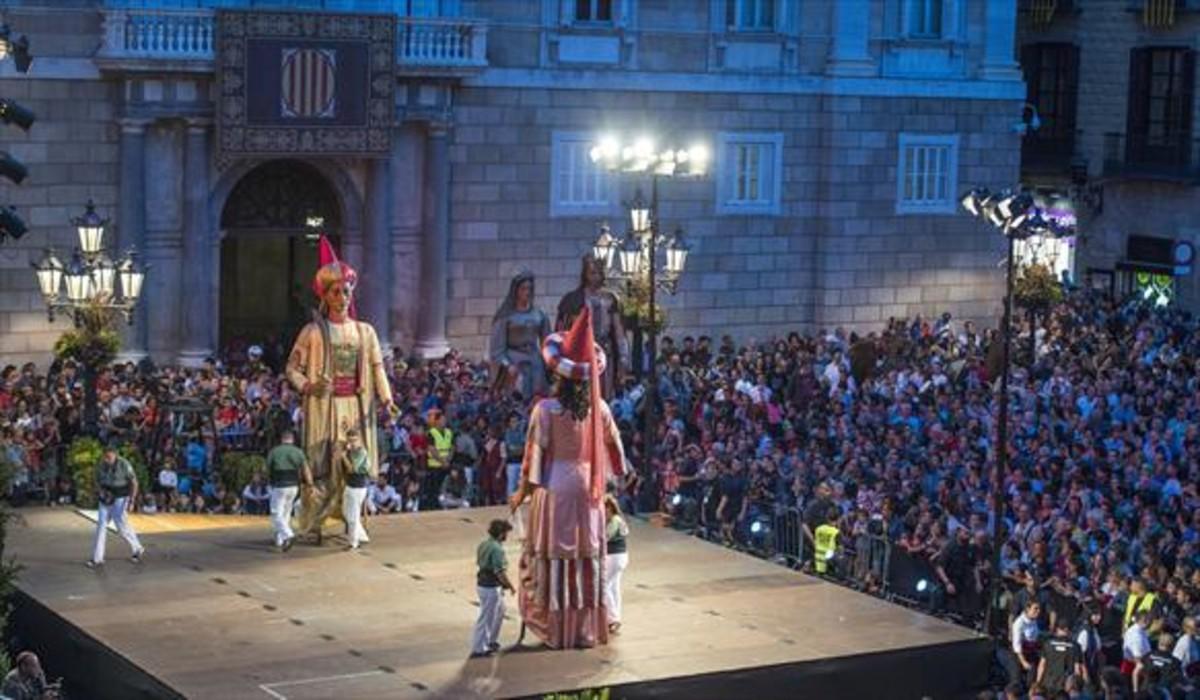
[{"xmin": 846, "ymin": 533, "xmax": 892, "ymax": 593}]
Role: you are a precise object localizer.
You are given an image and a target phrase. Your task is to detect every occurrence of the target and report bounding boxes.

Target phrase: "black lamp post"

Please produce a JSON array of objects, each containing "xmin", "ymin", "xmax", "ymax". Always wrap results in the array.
[
  {"xmin": 961, "ymin": 187, "xmax": 1073, "ymax": 635},
  {"xmin": 589, "ymin": 136, "xmax": 705, "ymax": 498},
  {"xmin": 31, "ymin": 200, "xmax": 148, "ymax": 436}
]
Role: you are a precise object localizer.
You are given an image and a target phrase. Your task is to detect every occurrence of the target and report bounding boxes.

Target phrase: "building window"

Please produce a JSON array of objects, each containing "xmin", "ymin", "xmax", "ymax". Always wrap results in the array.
[
  {"xmin": 896, "ymin": 133, "xmax": 958, "ymax": 214},
  {"xmin": 550, "ymin": 132, "xmax": 611, "ymax": 217},
  {"xmin": 1127, "ymin": 47, "xmax": 1196, "ymax": 165},
  {"xmin": 906, "ymin": 0, "xmax": 943, "ymax": 38},
  {"xmin": 574, "ymin": 0, "xmax": 613, "ymax": 23},
  {"xmin": 1021, "ymin": 43, "xmax": 1080, "ymax": 171},
  {"xmin": 716, "ymin": 132, "xmax": 783, "ymax": 215},
  {"xmin": 726, "ymin": 0, "xmax": 775, "ymax": 31}
]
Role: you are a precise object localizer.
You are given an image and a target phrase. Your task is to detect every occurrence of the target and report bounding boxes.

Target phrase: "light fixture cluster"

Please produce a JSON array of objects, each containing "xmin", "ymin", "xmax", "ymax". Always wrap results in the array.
[
  {"xmin": 0, "ymin": 24, "xmax": 32, "ymax": 74},
  {"xmin": 31, "ymin": 200, "xmax": 148, "ymax": 324},
  {"xmin": 589, "ymin": 135, "xmax": 710, "ymax": 177},
  {"xmin": 0, "ymin": 23, "xmax": 33, "ymax": 244},
  {"xmin": 960, "ymin": 187, "xmax": 1076, "ymax": 241},
  {"xmin": 591, "ymin": 190, "xmax": 690, "ymax": 293}
]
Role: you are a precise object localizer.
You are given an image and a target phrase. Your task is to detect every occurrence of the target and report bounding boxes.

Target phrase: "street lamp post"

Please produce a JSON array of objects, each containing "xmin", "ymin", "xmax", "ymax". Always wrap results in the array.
[
  {"xmin": 31, "ymin": 200, "xmax": 148, "ymax": 436},
  {"xmin": 961, "ymin": 187, "xmax": 1073, "ymax": 636},
  {"xmin": 589, "ymin": 136, "xmax": 705, "ymax": 502}
]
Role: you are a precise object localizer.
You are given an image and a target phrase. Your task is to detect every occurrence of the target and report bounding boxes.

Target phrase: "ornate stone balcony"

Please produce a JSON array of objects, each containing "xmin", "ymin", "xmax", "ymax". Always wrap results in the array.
[
  {"xmin": 396, "ymin": 18, "xmax": 488, "ymax": 75},
  {"xmin": 96, "ymin": 8, "xmax": 488, "ymax": 75},
  {"xmin": 96, "ymin": 8, "xmax": 216, "ymax": 72}
]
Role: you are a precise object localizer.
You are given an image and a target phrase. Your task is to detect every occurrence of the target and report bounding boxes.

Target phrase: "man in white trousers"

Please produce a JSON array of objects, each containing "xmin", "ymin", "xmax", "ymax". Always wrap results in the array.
[
  {"xmin": 603, "ymin": 494, "xmax": 630, "ymax": 634},
  {"xmin": 471, "ymin": 519, "xmax": 514, "ymax": 657},
  {"xmin": 87, "ymin": 445, "xmax": 144, "ymax": 568},
  {"xmin": 341, "ymin": 429, "xmax": 371, "ymax": 550},
  {"xmin": 265, "ymin": 430, "xmax": 309, "ymax": 552}
]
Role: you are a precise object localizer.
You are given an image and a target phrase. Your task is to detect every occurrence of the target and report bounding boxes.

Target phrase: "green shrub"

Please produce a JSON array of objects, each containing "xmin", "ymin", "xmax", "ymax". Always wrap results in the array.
[
  {"xmin": 117, "ymin": 443, "xmax": 151, "ymax": 496},
  {"xmin": 67, "ymin": 437, "xmax": 104, "ymax": 509},
  {"xmin": 219, "ymin": 452, "xmax": 265, "ymax": 494}
]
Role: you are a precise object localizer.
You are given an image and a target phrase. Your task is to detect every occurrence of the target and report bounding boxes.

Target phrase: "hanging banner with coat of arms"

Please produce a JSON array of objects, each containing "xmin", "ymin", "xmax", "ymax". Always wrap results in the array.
[{"xmin": 216, "ymin": 10, "xmax": 394, "ymax": 159}]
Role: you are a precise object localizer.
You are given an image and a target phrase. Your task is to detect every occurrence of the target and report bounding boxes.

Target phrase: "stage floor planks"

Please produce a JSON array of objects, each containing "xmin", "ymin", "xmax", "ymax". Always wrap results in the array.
[{"xmin": 8, "ymin": 506, "xmax": 982, "ymax": 699}]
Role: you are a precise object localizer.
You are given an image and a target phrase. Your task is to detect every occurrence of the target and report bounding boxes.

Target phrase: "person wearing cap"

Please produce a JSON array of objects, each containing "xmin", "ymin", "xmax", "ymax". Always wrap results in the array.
[
  {"xmin": 509, "ymin": 306, "xmax": 627, "ymax": 649},
  {"xmin": 88, "ymin": 444, "xmax": 144, "ymax": 568},
  {"xmin": 471, "ymin": 519, "xmax": 515, "ymax": 657}
]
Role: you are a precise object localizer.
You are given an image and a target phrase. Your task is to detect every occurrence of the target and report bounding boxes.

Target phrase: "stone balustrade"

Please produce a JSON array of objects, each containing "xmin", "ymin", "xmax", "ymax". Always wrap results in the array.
[
  {"xmin": 397, "ymin": 18, "xmax": 488, "ymax": 72},
  {"xmin": 97, "ymin": 8, "xmax": 487, "ymax": 73},
  {"xmin": 100, "ymin": 8, "xmax": 215, "ymax": 62}
]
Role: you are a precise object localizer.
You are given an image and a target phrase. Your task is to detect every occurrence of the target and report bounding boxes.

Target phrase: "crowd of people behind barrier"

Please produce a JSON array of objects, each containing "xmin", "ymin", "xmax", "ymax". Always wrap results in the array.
[{"xmin": 3, "ymin": 286, "xmax": 1200, "ymax": 696}]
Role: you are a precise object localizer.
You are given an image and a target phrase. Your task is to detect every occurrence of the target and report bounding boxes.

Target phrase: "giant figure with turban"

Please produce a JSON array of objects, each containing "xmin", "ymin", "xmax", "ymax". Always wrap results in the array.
[{"xmin": 286, "ymin": 239, "xmax": 394, "ymax": 543}]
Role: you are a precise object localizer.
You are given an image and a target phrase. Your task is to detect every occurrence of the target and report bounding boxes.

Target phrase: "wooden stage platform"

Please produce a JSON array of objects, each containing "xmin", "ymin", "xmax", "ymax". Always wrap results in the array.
[{"xmin": 7, "ymin": 507, "xmax": 988, "ymax": 699}]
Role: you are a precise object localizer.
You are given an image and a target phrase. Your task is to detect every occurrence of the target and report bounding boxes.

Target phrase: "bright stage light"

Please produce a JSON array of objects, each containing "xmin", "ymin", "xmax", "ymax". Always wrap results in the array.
[
  {"xmin": 671, "ymin": 493, "xmax": 683, "ymax": 507},
  {"xmin": 916, "ymin": 579, "xmax": 928, "ymax": 593},
  {"xmin": 750, "ymin": 521, "xmax": 763, "ymax": 535}
]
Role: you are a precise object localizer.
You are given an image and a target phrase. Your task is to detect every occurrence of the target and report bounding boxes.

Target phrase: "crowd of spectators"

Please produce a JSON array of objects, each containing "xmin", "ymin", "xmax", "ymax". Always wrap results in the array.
[{"xmin": 3, "ymin": 286, "xmax": 1200, "ymax": 696}]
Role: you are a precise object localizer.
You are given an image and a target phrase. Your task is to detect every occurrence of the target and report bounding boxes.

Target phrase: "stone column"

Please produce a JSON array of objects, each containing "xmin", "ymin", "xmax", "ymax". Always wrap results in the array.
[
  {"xmin": 827, "ymin": 0, "xmax": 875, "ymax": 77},
  {"xmin": 981, "ymin": 0, "xmax": 1020, "ymax": 80},
  {"xmin": 178, "ymin": 118, "xmax": 215, "ymax": 367},
  {"xmin": 363, "ymin": 156, "xmax": 392, "ymax": 357},
  {"xmin": 390, "ymin": 124, "xmax": 424, "ymax": 355},
  {"xmin": 117, "ymin": 117, "xmax": 149, "ymax": 361},
  {"xmin": 413, "ymin": 121, "xmax": 451, "ymax": 359}
]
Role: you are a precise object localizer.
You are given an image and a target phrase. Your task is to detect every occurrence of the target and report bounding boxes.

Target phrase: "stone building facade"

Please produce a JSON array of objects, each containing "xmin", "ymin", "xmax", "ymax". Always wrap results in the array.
[
  {"xmin": 1017, "ymin": 0, "xmax": 1200, "ymax": 308},
  {"xmin": 0, "ymin": 0, "xmax": 1024, "ymax": 366}
]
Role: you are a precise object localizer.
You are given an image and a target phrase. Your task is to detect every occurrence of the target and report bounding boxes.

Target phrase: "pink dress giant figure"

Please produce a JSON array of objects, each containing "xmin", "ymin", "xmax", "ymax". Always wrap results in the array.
[{"xmin": 510, "ymin": 306, "xmax": 627, "ymax": 649}]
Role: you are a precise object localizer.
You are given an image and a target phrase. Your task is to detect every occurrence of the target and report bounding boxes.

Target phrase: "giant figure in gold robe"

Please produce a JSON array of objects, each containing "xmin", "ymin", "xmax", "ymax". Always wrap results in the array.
[{"xmin": 286, "ymin": 254, "xmax": 394, "ymax": 542}]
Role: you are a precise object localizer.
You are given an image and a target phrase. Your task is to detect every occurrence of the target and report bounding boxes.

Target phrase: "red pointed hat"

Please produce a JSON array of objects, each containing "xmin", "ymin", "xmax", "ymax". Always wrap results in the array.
[
  {"xmin": 541, "ymin": 305, "xmax": 607, "ymax": 380},
  {"xmin": 311, "ymin": 235, "xmax": 358, "ymax": 318}
]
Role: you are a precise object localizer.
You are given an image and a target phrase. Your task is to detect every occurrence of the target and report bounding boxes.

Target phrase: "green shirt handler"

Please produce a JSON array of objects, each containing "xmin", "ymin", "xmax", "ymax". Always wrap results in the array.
[
  {"xmin": 471, "ymin": 519, "xmax": 515, "ymax": 657},
  {"xmin": 265, "ymin": 442, "xmax": 308, "ymax": 488},
  {"xmin": 264, "ymin": 431, "xmax": 310, "ymax": 552},
  {"xmin": 88, "ymin": 444, "xmax": 145, "ymax": 568}
]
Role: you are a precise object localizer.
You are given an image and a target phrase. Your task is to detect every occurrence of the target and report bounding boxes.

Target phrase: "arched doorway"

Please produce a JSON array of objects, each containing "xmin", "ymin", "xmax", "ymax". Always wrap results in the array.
[{"xmin": 218, "ymin": 159, "xmax": 342, "ymax": 369}]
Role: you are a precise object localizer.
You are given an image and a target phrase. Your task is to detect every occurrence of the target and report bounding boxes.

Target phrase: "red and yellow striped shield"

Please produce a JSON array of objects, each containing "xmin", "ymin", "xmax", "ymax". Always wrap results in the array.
[{"xmin": 280, "ymin": 47, "xmax": 337, "ymax": 119}]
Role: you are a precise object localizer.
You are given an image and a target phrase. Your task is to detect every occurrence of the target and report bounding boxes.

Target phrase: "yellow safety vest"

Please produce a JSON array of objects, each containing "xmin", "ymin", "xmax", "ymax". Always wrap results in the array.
[
  {"xmin": 1124, "ymin": 592, "xmax": 1157, "ymax": 630},
  {"xmin": 814, "ymin": 523, "xmax": 839, "ymax": 574},
  {"xmin": 429, "ymin": 427, "xmax": 453, "ymax": 469}
]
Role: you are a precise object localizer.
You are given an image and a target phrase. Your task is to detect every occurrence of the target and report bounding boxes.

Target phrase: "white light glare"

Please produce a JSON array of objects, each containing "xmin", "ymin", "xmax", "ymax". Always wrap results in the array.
[{"xmin": 916, "ymin": 579, "xmax": 928, "ymax": 593}]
